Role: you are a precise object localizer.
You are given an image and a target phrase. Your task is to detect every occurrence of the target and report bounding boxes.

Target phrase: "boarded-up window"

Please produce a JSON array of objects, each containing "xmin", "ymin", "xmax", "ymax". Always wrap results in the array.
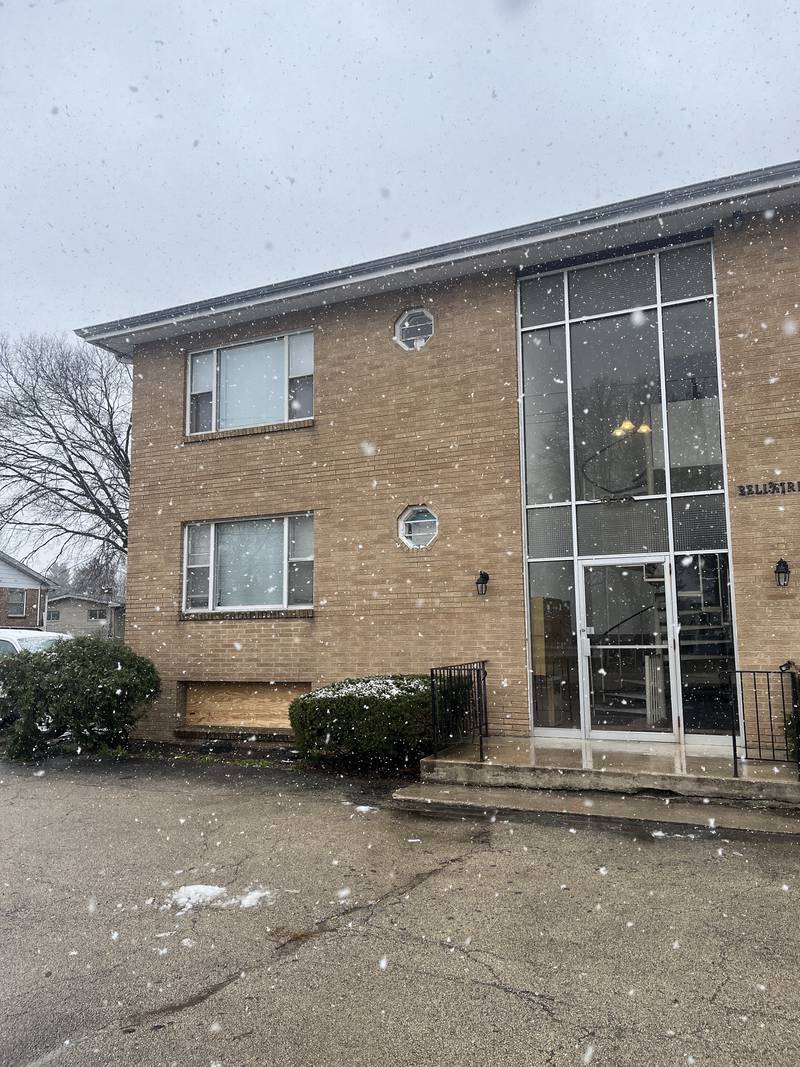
[{"xmin": 184, "ymin": 681, "xmax": 310, "ymax": 729}]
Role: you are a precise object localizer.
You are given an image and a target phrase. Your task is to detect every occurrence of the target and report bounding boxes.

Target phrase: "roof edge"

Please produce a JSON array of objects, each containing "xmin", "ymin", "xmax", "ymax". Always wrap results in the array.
[
  {"xmin": 76, "ymin": 158, "xmax": 800, "ymax": 352},
  {"xmin": 0, "ymin": 549, "xmax": 50, "ymax": 587},
  {"xmin": 47, "ymin": 593, "xmax": 124, "ymax": 606}
]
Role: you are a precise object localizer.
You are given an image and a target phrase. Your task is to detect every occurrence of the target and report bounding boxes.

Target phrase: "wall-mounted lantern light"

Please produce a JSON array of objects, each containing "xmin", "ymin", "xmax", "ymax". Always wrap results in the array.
[
  {"xmin": 475, "ymin": 571, "xmax": 490, "ymax": 596},
  {"xmin": 775, "ymin": 558, "xmax": 791, "ymax": 588}
]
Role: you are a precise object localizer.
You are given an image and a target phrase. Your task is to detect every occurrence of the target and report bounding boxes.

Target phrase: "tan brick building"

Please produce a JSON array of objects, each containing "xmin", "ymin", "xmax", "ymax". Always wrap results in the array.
[{"xmin": 78, "ymin": 161, "xmax": 800, "ymax": 756}]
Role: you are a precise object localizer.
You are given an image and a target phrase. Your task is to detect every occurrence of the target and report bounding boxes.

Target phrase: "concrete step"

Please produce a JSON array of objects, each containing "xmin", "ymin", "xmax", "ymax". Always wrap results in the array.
[
  {"xmin": 421, "ymin": 753, "xmax": 800, "ymax": 806},
  {"xmin": 393, "ymin": 781, "xmax": 800, "ymax": 839}
]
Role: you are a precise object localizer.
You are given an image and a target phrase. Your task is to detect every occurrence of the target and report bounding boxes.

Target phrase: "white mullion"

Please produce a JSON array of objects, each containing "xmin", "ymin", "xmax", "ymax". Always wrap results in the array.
[
  {"xmin": 520, "ymin": 317, "xmax": 568, "ymax": 333},
  {"xmin": 283, "ymin": 516, "xmax": 290, "ymax": 609},
  {"xmin": 284, "ymin": 335, "xmax": 290, "ymax": 424},
  {"xmin": 212, "ymin": 349, "xmax": 219, "ymax": 431},
  {"xmin": 569, "ymin": 302, "xmax": 659, "ymax": 326},
  {"xmin": 656, "ymin": 292, "xmax": 715, "ymax": 311},
  {"xmin": 515, "ymin": 275, "xmax": 535, "ymax": 734},
  {"xmin": 184, "ymin": 355, "xmax": 192, "ymax": 436},
  {"xmin": 709, "ymin": 237, "xmax": 743, "ymax": 742},
  {"xmin": 310, "ymin": 334, "xmax": 315, "ymax": 418},
  {"xmin": 670, "ymin": 488, "xmax": 726, "ymax": 498},
  {"xmin": 181, "ymin": 525, "xmax": 187, "ymax": 610},
  {"xmin": 208, "ymin": 521, "xmax": 217, "ymax": 610},
  {"xmin": 573, "ymin": 494, "xmax": 668, "ymax": 507},
  {"xmin": 520, "ymin": 293, "xmax": 715, "ymax": 335},
  {"xmin": 562, "ymin": 267, "xmax": 585, "ymax": 740},
  {"xmin": 654, "ymin": 249, "xmax": 683, "ymax": 745}
]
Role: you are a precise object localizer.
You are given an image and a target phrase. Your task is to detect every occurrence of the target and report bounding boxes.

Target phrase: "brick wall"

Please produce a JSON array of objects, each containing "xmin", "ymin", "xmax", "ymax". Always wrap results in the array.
[
  {"xmin": 126, "ymin": 271, "xmax": 530, "ymax": 741},
  {"xmin": 716, "ymin": 207, "xmax": 800, "ymax": 669},
  {"xmin": 0, "ymin": 585, "xmax": 44, "ymax": 628}
]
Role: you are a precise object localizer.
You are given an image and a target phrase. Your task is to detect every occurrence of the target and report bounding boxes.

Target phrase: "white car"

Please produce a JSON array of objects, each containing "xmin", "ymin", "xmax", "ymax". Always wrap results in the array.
[{"xmin": 0, "ymin": 628, "xmax": 73, "ymax": 657}]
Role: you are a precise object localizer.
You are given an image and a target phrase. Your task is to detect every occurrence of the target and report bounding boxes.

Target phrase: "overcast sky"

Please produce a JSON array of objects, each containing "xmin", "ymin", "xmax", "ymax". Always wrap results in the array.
[{"xmin": 2, "ymin": 0, "xmax": 799, "ymax": 338}]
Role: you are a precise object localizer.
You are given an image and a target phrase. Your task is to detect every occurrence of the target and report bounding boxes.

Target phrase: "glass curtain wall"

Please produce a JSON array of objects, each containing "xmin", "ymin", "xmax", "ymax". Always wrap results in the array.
[{"xmin": 520, "ymin": 240, "xmax": 734, "ymax": 735}]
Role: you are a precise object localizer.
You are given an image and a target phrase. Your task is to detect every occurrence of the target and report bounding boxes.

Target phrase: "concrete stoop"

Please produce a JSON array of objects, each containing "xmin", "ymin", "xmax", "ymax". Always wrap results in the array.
[
  {"xmin": 420, "ymin": 754, "xmax": 800, "ymax": 807},
  {"xmin": 392, "ymin": 781, "xmax": 800, "ymax": 839}
]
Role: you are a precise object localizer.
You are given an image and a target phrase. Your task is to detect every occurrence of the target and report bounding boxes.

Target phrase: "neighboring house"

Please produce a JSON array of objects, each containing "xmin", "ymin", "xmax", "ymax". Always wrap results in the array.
[
  {"xmin": 76, "ymin": 160, "xmax": 800, "ymax": 758},
  {"xmin": 0, "ymin": 550, "xmax": 48, "ymax": 629},
  {"xmin": 45, "ymin": 594, "xmax": 125, "ymax": 639}
]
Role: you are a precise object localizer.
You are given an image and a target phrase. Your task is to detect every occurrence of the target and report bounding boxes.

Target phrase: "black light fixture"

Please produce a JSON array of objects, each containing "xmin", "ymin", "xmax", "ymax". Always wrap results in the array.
[
  {"xmin": 475, "ymin": 571, "xmax": 490, "ymax": 596},
  {"xmin": 775, "ymin": 558, "xmax": 791, "ymax": 588}
]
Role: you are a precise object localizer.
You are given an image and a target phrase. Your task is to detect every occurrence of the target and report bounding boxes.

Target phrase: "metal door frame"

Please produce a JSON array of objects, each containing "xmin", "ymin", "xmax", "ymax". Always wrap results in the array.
[{"xmin": 576, "ymin": 553, "xmax": 683, "ymax": 743}]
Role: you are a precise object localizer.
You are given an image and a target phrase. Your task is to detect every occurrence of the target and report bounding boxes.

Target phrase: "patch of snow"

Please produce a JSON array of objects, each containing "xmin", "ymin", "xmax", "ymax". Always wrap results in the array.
[
  {"xmin": 306, "ymin": 676, "xmax": 428, "ymax": 701},
  {"xmin": 233, "ymin": 888, "xmax": 272, "ymax": 909},
  {"xmin": 167, "ymin": 885, "xmax": 227, "ymax": 914},
  {"xmin": 164, "ymin": 884, "xmax": 273, "ymax": 914}
]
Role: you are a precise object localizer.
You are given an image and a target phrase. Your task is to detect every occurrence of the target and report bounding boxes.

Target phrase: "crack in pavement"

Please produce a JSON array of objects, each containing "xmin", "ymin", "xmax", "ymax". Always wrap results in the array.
[
  {"xmin": 400, "ymin": 962, "xmax": 560, "ymax": 1018},
  {"xmin": 117, "ymin": 830, "xmax": 493, "ymax": 1030},
  {"xmin": 123, "ymin": 971, "xmax": 243, "ymax": 1026}
]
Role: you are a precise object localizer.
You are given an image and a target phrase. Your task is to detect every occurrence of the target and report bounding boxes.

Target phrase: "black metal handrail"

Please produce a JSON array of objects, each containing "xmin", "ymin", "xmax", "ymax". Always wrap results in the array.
[
  {"xmin": 729, "ymin": 668, "xmax": 800, "ymax": 777},
  {"xmin": 430, "ymin": 661, "xmax": 488, "ymax": 761}
]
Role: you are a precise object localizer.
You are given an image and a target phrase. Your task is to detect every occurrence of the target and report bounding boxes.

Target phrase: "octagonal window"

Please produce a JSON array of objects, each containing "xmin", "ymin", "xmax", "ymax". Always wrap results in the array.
[
  {"xmin": 394, "ymin": 308, "xmax": 434, "ymax": 351},
  {"xmin": 399, "ymin": 505, "xmax": 438, "ymax": 549}
]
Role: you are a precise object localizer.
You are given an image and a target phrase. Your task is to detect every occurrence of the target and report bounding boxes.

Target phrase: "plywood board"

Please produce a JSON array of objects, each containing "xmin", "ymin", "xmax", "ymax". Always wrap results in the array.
[{"xmin": 184, "ymin": 681, "xmax": 310, "ymax": 728}]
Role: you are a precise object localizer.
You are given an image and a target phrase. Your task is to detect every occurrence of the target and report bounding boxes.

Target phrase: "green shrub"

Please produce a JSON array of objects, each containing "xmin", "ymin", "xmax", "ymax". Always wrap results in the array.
[
  {"xmin": 1, "ymin": 637, "xmax": 160, "ymax": 761},
  {"xmin": 289, "ymin": 675, "xmax": 432, "ymax": 769}
]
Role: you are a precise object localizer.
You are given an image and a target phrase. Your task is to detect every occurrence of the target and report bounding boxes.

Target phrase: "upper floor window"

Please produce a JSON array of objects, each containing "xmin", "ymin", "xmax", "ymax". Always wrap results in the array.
[
  {"xmin": 394, "ymin": 309, "xmax": 434, "ymax": 351},
  {"xmin": 7, "ymin": 589, "xmax": 26, "ymax": 617},
  {"xmin": 88, "ymin": 608, "xmax": 107, "ymax": 621},
  {"xmin": 398, "ymin": 506, "xmax": 438, "ymax": 548},
  {"xmin": 187, "ymin": 330, "xmax": 314, "ymax": 434},
  {"xmin": 184, "ymin": 512, "xmax": 314, "ymax": 612}
]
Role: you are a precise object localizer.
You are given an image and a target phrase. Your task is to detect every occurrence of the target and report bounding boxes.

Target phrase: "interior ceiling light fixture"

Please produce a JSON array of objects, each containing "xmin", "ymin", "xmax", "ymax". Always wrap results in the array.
[{"xmin": 612, "ymin": 418, "xmax": 651, "ymax": 437}]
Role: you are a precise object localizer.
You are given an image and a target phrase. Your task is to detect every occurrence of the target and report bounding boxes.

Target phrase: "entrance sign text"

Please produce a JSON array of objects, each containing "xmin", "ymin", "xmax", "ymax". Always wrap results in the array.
[{"xmin": 737, "ymin": 482, "xmax": 799, "ymax": 496}]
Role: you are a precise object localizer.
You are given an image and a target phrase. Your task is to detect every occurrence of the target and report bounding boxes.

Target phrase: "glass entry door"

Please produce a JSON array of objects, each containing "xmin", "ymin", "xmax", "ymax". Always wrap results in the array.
[{"xmin": 579, "ymin": 557, "xmax": 678, "ymax": 738}]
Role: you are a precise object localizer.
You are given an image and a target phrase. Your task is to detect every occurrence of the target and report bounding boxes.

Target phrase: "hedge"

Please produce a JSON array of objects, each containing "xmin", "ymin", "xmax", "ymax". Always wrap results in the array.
[
  {"xmin": 0, "ymin": 636, "xmax": 160, "ymax": 761},
  {"xmin": 289, "ymin": 675, "xmax": 432, "ymax": 769}
]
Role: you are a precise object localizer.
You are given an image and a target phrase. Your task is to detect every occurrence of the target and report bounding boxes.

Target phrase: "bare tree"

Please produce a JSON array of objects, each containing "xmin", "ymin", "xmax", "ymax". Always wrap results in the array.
[{"xmin": 0, "ymin": 334, "xmax": 130, "ymax": 562}]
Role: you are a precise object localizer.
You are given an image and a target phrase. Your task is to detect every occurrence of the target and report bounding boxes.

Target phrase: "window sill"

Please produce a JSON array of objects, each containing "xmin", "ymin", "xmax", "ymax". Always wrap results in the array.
[
  {"xmin": 183, "ymin": 419, "xmax": 314, "ymax": 444},
  {"xmin": 179, "ymin": 608, "xmax": 314, "ymax": 622}
]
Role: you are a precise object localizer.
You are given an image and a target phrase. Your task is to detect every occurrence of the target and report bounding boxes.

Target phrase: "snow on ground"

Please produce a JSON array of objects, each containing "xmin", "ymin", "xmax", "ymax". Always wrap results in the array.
[{"xmin": 163, "ymin": 884, "xmax": 273, "ymax": 914}]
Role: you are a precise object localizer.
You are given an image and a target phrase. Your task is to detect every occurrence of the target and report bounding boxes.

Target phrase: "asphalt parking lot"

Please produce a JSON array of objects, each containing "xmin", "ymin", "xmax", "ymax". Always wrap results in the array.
[{"xmin": 1, "ymin": 754, "xmax": 799, "ymax": 1066}]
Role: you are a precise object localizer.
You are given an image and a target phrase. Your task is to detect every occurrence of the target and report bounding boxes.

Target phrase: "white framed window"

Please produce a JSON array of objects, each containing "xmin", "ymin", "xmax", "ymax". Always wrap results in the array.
[
  {"xmin": 394, "ymin": 309, "xmax": 434, "ymax": 351},
  {"xmin": 7, "ymin": 589, "xmax": 26, "ymax": 617},
  {"xmin": 187, "ymin": 330, "xmax": 314, "ymax": 434},
  {"xmin": 88, "ymin": 608, "xmax": 107, "ymax": 621},
  {"xmin": 398, "ymin": 506, "xmax": 438, "ymax": 549},
  {"xmin": 47, "ymin": 608, "xmax": 60, "ymax": 622},
  {"xmin": 183, "ymin": 513, "xmax": 314, "ymax": 612}
]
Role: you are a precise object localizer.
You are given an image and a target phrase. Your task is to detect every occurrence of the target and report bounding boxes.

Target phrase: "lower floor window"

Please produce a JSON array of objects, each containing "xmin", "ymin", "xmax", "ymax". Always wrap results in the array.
[
  {"xmin": 184, "ymin": 513, "xmax": 314, "ymax": 611},
  {"xmin": 7, "ymin": 589, "xmax": 26, "ymax": 616}
]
